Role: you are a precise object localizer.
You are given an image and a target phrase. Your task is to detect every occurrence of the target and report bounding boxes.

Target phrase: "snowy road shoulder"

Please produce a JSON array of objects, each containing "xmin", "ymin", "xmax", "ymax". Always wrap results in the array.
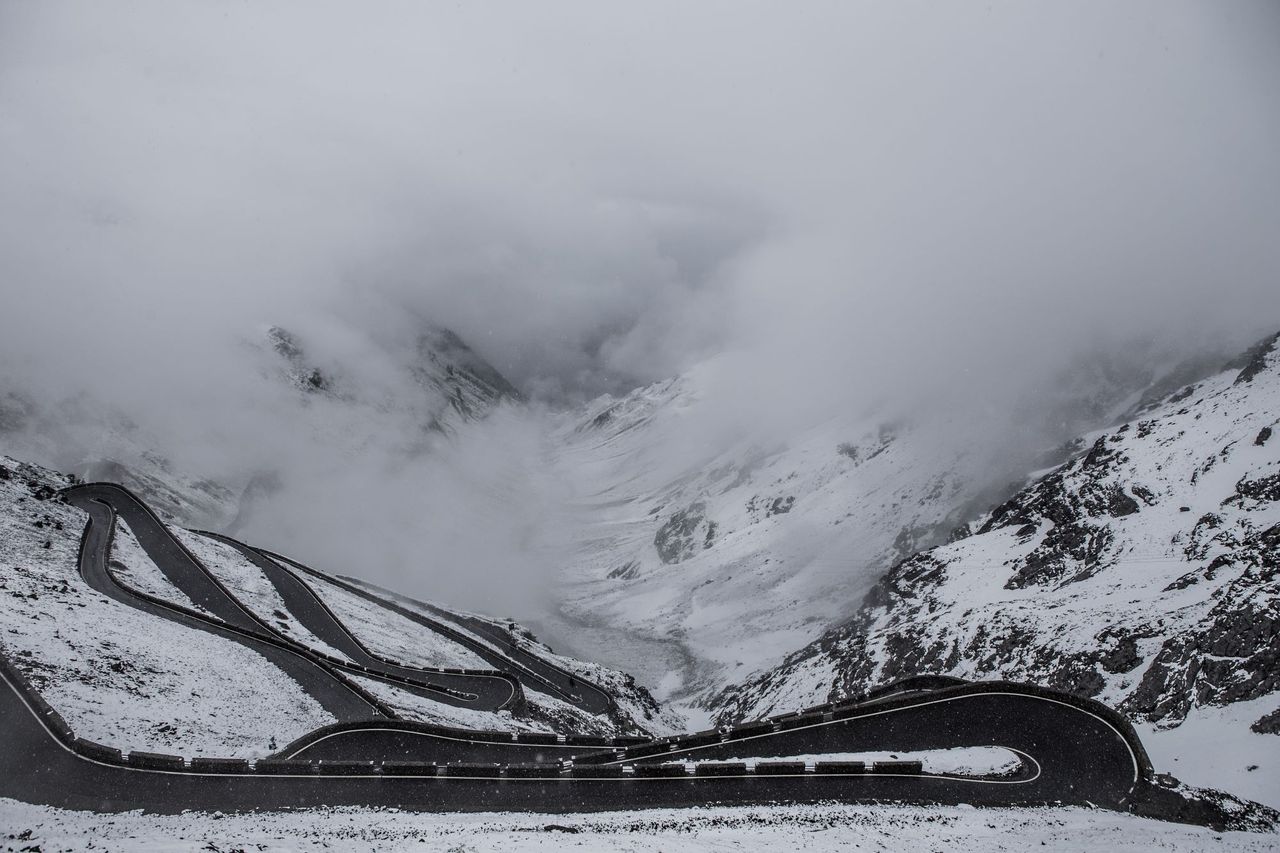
[{"xmin": 1, "ymin": 798, "xmax": 1276, "ymax": 852}]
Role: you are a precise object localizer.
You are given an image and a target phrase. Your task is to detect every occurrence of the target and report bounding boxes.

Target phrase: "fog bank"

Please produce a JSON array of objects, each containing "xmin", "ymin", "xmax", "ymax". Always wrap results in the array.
[{"xmin": 2, "ymin": 1, "xmax": 1279, "ymax": 610}]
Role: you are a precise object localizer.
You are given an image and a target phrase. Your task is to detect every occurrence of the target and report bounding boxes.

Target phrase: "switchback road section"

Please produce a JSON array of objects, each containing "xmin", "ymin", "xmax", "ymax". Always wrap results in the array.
[
  {"xmin": 2, "ymin": 645, "xmax": 1208, "ymax": 821},
  {"xmin": 63, "ymin": 484, "xmax": 521, "ymax": 715}
]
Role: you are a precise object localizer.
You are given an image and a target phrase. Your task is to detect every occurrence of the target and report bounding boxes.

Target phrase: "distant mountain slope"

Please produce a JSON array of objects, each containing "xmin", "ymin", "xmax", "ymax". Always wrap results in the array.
[
  {"xmin": 0, "ymin": 319, "xmax": 523, "ymax": 532},
  {"xmin": 263, "ymin": 322, "xmax": 521, "ymax": 434},
  {"xmin": 706, "ymin": 332, "xmax": 1280, "ymax": 799},
  {"xmin": 542, "ymin": 374, "xmax": 989, "ymax": 702},
  {"xmin": 541, "ymin": 348, "xmax": 1209, "ymax": 705},
  {"xmin": 0, "ymin": 457, "xmax": 333, "ymax": 757}
]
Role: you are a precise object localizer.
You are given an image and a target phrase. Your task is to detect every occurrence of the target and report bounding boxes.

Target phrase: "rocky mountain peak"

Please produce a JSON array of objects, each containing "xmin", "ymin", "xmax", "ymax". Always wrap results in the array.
[
  {"xmin": 411, "ymin": 325, "xmax": 523, "ymax": 429},
  {"xmin": 265, "ymin": 325, "xmax": 335, "ymax": 395}
]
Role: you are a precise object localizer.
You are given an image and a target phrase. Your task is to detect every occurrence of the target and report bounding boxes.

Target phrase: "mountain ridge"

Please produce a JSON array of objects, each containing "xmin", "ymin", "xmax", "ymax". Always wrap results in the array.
[{"xmin": 702, "ymin": 330, "xmax": 1280, "ymax": 802}]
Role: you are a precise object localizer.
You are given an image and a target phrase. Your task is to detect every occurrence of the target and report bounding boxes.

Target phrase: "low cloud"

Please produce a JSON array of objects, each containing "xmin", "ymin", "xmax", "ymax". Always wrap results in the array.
[{"xmin": 2, "ymin": 1, "xmax": 1279, "ymax": 609}]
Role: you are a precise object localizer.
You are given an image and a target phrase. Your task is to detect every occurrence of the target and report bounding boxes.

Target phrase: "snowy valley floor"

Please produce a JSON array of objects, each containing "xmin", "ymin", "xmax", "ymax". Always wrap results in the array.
[{"xmin": 1, "ymin": 800, "xmax": 1277, "ymax": 852}]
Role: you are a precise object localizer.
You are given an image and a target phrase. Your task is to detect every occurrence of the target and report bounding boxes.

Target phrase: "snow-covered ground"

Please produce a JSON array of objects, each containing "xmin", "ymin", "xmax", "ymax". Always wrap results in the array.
[
  {"xmin": 707, "ymin": 339, "xmax": 1280, "ymax": 813},
  {"xmin": 349, "ymin": 674, "xmax": 547, "ymax": 733},
  {"xmin": 109, "ymin": 518, "xmax": 204, "ymax": 614},
  {"xmin": 280, "ymin": 559, "xmax": 490, "ymax": 671},
  {"xmin": 349, "ymin": 672, "xmax": 638, "ymax": 738},
  {"xmin": 0, "ymin": 798, "xmax": 1274, "ymax": 852},
  {"xmin": 356, "ymin": 658, "xmax": 663, "ymax": 739},
  {"xmin": 538, "ymin": 358, "xmax": 1117, "ymax": 704},
  {"xmin": 1138, "ymin": 696, "xmax": 1280, "ymax": 810},
  {"xmin": 173, "ymin": 529, "xmax": 350, "ymax": 660}
]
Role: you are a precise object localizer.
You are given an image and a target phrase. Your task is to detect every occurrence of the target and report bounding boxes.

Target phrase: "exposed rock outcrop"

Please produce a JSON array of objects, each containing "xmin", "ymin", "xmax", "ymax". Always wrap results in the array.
[{"xmin": 710, "ymin": 332, "xmax": 1280, "ymax": 738}]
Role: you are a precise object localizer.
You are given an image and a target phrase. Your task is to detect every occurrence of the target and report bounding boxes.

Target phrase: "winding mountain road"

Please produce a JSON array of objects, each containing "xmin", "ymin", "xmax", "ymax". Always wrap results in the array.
[
  {"xmin": 255, "ymin": 545, "xmax": 614, "ymax": 715},
  {"xmin": 68, "ymin": 493, "xmax": 382, "ymax": 722},
  {"xmin": 0, "ymin": 484, "xmax": 1214, "ymax": 825},
  {"xmin": 63, "ymin": 484, "xmax": 521, "ymax": 714},
  {"xmin": 355, "ymin": 580, "xmax": 617, "ymax": 714},
  {"xmin": 0, "ymin": 648, "xmax": 1186, "ymax": 819},
  {"xmin": 193, "ymin": 530, "xmax": 525, "ymax": 710}
]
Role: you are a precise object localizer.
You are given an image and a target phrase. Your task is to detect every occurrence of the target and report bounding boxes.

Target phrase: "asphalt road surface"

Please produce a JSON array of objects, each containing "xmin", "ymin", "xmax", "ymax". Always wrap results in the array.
[
  {"xmin": 3, "ymin": 484, "xmax": 1204, "ymax": 823},
  {"xmin": 0, "ymin": 650, "xmax": 1165, "ymax": 817}
]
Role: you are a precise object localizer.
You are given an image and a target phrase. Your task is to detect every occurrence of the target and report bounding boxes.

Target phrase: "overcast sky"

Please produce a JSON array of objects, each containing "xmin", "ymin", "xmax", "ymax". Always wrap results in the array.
[
  {"xmin": 3, "ymin": 0, "xmax": 1279, "ymax": 406},
  {"xmin": 2, "ymin": 1, "xmax": 1280, "ymax": 612}
]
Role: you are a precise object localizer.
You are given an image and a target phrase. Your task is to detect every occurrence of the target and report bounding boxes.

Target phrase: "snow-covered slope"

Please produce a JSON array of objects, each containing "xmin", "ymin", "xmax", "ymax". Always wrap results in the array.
[
  {"xmin": 706, "ymin": 332, "xmax": 1280, "ymax": 802},
  {"xmin": 0, "ymin": 457, "xmax": 334, "ymax": 757},
  {"xmin": 260, "ymin": 322, "xmax": 521, "ymax": 436},
  {"xmin": 538, "ymin": 349, "xmax": 1202, "ymax": 707},
  {"xmin": 347, "ymin": 578, "xmax": 681, "ymax": 736}
]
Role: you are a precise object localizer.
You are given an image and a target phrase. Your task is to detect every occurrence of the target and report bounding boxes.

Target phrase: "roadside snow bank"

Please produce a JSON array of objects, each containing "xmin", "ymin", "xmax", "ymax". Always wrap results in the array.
[{"xmin": 0, "ymin": 798, "xmax": 1275, "ymax": 852}]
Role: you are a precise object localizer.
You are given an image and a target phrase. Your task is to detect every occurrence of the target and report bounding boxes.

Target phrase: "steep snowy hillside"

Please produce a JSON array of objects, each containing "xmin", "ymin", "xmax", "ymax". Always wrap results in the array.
[
  {"xmin": 538, "ymin": 352, "xmax": 1202, "ymax": 706},
  {"xmin": 0, "ymin": 454, "xmax": 676, "ymax": 761},
  {"xmin": 260, "ymin": 322, "xmax": 521, "ymax": 435},
  {"xmin": 707, "ymin": 332, "xmax": 1280, "ymax": 804}
]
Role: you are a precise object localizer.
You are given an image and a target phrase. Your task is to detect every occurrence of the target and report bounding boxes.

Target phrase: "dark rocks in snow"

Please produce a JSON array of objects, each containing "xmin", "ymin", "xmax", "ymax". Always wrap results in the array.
[
  {"xmin": 1233, "ymin": 474, "xmax": 1280, "ymax": 504},
  {"xmin": 1014, "ymin": 522, "xmax": 1038, "ymax": 539},
  {"xmin": 1097, "ymin": 630, "xmax": 1143, "ymax": 674},
  {"xmin": 862, "ymin": 554, "xmax": 947, "ymax": 609},
  {"xmin": 1043, "ymin": 658, "xmax": 1106, "ymax": 698},
  {"xmin": 28, "ymin": 482, "xmax": 55, "ymax": 501},
  {"xmin": 654, "ymin": 502, "xmax": 715, "ymax": 564},
  {"xmin": 1004, "ymin": 522, "xmax": 1114, "ymax": 590},
  {"xmin": 304, "ymin": 369, "xmax": 330, "ymax": 393},
  {"xmin": 1082, "ymin": 435, "xmax": 1120, "ymax": 470},
  {"xmin": 1229, "ymin": 330, "xmax": 1279, "ymax": 385},
  {"xmin": 416, "ymin": 326, "xmax": 523, "ymax": 405},
  {"xmin": 1181, "ymin": 513, "xmax": 1227, "ymax": 562},
  {"xmin": 1252, "ymin": 708, "xmax": 1280, "ymax": 734},
  {"xmin": 607, "ymin": 560, "xmax": 640, "ymax": 580},
  {"xmin": 267, "ymin": 326, "xmax": 335, "ymax": 396},
  {"xmin": 267, "ymin": 325, "xmax": 304, "ymax": 362},
  {"xmin": 1107, "ymin": 486, "xmax": 1141, "ymax": 517},
  {"xmin": 1124, "ymin": 534, "xmax": 1280, "ymax": 724},
  {"xmin": 746, "ymin": 494, "xmax": 797, "ymax": 524},
  {"xmin": 1132, "ymin": 777, "xmax": 1280, "ymax": 833},
  {"xmin": 709, "ymin": 332, "xmax": 1280, "ymax": 737},
  {"xmin": 704, "ymin": 520, "xmax": 718, "ymax": 549},
  {"xmin": 975, "ymin": 428, "xmax": 1146, "ymax": 590}
]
